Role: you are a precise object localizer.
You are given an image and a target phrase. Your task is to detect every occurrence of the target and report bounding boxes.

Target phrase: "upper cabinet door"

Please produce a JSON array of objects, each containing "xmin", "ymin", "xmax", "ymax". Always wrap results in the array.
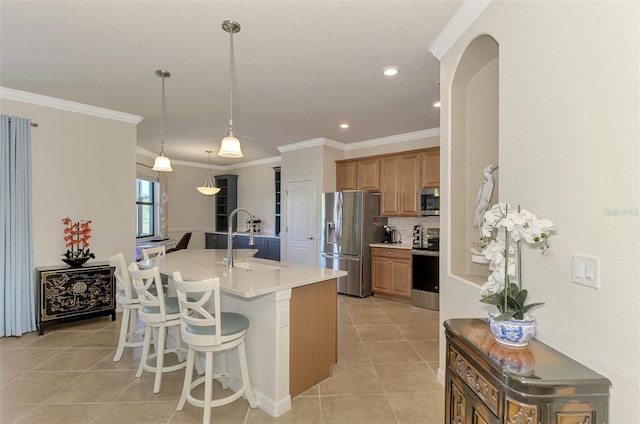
[
  {"xmin": 336, "ymin": 161, "xmax": 357, "ymax": 191},
  {"xmin": 380, "ymin": 155, "xmax": 400, "ymax": 216},
  {"xmin": 399, "ymin": 153, "xmax": 420, "ymax": 216},
  {"xmin": 421, "ymin": 148, "xmax": 440, "ymax": 188},
  {"xmin": 357, "ymin": 158, "xmax": 380, "ymax": 191}
]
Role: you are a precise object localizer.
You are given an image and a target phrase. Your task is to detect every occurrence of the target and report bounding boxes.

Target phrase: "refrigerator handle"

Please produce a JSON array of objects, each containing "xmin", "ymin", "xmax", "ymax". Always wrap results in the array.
[{"xmin": 336, "ymin": 196, "xmax": 343, "ymax": 243}]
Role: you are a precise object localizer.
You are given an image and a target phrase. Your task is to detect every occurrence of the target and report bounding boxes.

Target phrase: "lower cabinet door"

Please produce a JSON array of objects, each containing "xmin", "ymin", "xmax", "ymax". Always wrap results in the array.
[
  {"xmin": 448, "ymin": 379, "xmax": 467, "ymax": 424},
  {"xmin": 265, "ymin": 238, "xmax": 281, "ymax": 261},
  {"xmin": 447, "ymin": 375, "xmax": 500, "ymax": 424},
  {"xmin": 546, "ymin": 402, "xmax": 604, "ymax": 424}
]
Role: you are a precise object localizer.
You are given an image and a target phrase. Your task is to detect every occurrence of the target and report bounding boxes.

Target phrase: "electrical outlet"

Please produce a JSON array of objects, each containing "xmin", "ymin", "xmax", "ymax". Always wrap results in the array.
[{"xmin": 572, "ymin": 254, "xmax": 600, "ymax": 289}]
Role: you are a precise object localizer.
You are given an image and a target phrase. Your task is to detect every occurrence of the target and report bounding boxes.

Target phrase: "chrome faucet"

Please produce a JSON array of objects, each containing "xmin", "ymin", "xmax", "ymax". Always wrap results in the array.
[{"xmin": 226, "ymin": 208, "xmax": 255, "ymax": 268}]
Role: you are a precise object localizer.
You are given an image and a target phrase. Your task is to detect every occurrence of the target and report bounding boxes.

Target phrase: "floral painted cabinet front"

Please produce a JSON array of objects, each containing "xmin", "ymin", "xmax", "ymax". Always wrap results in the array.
[
  {"xmin": 444, "ymin": 319, "xmax": 610, "ymax": 424},
  {"xmin": 37, "ymin": 263, "xmax": 115, "ymax": 334}
]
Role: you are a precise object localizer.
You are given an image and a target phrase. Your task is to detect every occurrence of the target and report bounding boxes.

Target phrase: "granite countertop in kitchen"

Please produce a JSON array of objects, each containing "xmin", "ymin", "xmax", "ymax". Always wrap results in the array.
[{"xmin": 369, "ymin": 242, "xmax": 414, "ymax": 249}]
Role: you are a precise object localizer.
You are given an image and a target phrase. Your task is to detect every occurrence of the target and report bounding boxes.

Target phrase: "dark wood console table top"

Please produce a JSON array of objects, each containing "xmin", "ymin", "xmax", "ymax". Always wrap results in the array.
[{"xmin": 444, "ymin": 318, "xmax": 610, "ymax": 424}]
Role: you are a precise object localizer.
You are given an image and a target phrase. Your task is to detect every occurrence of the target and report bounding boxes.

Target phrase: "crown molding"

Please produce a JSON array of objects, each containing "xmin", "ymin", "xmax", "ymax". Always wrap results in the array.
[
  {"xmin": 429, "ymin": 0, "xmax": 492, "ymax": 60},
  {"xmin": 342, "ymin": 128, "xmax": 440, "ymax": 151},
  {"xmin": 0, "ymin": 87, "xmax": 143, "ymax": 124},
  {"xmin": 277, "ymin": 137, "xmax": 339, "ymax": 153},
  {"xmin": 136, "ymin": 146, "xmax": 281, "ymax": 171},
  {"xmin": 276, "ymin": 129, "xmax": 439, "ymax": 154}
]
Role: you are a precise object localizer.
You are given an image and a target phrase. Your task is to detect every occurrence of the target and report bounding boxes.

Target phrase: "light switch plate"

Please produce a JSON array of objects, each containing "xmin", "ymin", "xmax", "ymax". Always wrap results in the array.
[{"xmin": 572, "ymin": 254, "xmax": 600, "ymax": 289}]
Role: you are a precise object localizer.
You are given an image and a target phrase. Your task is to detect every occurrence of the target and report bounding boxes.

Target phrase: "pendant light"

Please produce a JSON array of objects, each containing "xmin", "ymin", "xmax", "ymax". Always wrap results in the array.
[
  {"xmin": 197, "ymin": 151, "xmax": 220, "ymax": 195},
  {"xmin": 152, "ymin": 70, "xmax": 173, "ymax": 171},
  {"xmin": 218, "ymin": 20, "xmax": 243, "ymax": 158}
]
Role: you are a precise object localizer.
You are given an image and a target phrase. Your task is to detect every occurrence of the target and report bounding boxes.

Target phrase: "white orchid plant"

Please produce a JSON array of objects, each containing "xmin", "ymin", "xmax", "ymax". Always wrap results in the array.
[{"xmin": 479, "ymin": 203, "xmax": 556, "ymax": 321}]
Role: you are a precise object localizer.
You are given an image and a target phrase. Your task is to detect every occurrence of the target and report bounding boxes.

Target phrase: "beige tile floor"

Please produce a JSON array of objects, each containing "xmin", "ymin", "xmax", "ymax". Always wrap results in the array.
[{"xmin": 0, "ymin": 295, "xmax": 443, "ymax": 424}]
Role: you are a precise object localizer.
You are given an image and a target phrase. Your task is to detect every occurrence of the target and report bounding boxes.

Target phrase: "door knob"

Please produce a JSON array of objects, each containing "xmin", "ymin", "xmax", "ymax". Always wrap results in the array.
[{"xmin": 307, "ymin": 237, "xmax": 314, "ymax": 240}]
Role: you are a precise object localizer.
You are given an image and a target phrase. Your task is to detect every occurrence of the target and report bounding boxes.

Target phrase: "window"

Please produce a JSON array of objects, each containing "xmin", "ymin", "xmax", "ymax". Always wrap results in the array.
[{"xmin": 136, "ymin": 178, "xmax": 156, "ymax": 238}]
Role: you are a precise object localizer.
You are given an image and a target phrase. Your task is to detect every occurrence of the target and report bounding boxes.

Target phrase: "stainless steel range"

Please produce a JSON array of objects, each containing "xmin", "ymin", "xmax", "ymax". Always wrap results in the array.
[{"xmin": 411, "ymin": 227, "xmax": 439, "ymax": 310}]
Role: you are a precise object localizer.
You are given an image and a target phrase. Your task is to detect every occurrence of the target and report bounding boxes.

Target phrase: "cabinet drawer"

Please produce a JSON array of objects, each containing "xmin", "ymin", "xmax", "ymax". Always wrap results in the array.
[
  {"xmin": 449, "ymin": 346, "xmax": 499, "ymax": 415},
  {"xmin": 371, "ymin": 247, "xmax": 412, "ymax": 260}
]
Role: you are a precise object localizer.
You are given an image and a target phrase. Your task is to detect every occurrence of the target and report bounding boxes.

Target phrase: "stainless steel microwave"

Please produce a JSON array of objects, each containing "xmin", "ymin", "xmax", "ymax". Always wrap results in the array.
[{"xmin": 420, "ymin": 188, "xmax": 440, "ymax": 216}]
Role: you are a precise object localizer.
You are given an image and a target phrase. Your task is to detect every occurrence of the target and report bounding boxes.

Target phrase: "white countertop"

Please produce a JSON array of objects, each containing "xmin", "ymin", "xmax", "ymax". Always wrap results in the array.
[
  {"xmin": 139, "ymin": 249, "xmax": 346, "ymax": 299},
  {"xmin": 369, "ymin": 242, "xmax": 413, "ymax": 250}
]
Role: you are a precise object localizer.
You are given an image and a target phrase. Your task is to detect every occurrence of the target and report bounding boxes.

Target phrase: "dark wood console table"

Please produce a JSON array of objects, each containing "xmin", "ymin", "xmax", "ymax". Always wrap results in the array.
[
  {"xmin": 444, "ymin": 319, "xmax": 610, "ymax": 424},
  {"xmin": 36, "ymin": 263, "xmax": 115, "ymax": 335}
]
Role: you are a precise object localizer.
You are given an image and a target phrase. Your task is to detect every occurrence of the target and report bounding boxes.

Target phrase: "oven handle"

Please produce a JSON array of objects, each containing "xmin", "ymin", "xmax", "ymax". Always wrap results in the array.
[{"xmin": 411, "ymin": 250, "xmax": 440, "ymax": 257}]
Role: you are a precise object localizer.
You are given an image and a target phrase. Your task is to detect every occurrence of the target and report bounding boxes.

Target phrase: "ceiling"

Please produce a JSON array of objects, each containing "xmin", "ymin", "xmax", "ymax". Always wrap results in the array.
[{"xmin": 0, "ymin": 1, "xmax": 461, "ymax": 167}]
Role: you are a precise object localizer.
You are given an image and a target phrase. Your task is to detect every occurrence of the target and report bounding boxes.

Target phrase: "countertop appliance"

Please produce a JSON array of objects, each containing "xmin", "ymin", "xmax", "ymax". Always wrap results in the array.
[
  {"xmin": 383, "ymin": 225, "xmax": 401, "ymax": 244},
  {"xmin": 420, "ymin": 188, "xmax": 440, "ymax": 216},
  {"xmin": 411, "ymin": 228, "xmax": 439, "ymax": 310},
  {"xmin": 321, "ymin": 191, "xmax": 387, "ymax": 297}
]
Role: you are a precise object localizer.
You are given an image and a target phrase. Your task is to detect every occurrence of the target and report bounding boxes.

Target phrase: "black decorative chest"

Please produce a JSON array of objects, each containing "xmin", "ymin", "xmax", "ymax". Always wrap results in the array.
[{"xmin": 36, "ymin": 263, "xmax": 115, "ymax": 335}]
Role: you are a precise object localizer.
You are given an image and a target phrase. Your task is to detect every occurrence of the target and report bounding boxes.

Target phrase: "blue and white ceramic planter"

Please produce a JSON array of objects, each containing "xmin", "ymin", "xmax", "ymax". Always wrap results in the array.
[{"xmin": 488, "ymin": 312, "xmax": 536, "ymax": 348}]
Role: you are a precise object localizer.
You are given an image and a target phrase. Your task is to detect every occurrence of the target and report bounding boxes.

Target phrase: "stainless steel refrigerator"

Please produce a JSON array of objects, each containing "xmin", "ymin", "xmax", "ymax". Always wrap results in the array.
[{"xmin": 320, "ymin": 191, "xmax": 387, "ymax": 297}]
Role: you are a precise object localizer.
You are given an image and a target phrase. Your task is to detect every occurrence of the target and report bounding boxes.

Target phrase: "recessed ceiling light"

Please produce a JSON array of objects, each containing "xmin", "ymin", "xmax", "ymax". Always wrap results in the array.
[
  {"xmin": 433, "ymin": 101, "xmax": 441, "ymax": 108},
  {"xmin": 383, "ymin": 66, "xmax": 399, "ymax": 77},
  {"xmin": 340, "ymin": 123, "xmax": 349, "ymax": 129}
]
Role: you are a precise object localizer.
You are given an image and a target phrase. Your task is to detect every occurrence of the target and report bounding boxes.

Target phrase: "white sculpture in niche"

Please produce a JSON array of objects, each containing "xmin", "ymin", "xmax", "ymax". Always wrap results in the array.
[
  {"xmin": 471, "ymin": 164, "xmax": 498, "ymax": 263},
  {"xmin": 473, "ymin": 164, "xmax": 498, "ymax": 228}
]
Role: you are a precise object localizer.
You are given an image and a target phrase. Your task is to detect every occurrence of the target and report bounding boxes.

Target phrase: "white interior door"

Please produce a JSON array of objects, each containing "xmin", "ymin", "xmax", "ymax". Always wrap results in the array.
[{"xmin": 286, "ymin": 179, "xmax": 316, "ymax": 266}]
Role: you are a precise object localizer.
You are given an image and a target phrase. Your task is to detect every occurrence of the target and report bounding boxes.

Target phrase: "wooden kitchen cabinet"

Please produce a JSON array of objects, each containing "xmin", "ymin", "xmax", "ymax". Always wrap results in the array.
[
  {"xmin": 356, "ymin": 158, "xmax": 380, "ymax": 191},
  {"xmin": 444, "ymin": 319, "xmax": 610, "ymax": 424},
  {"xmin": 371, "ymin": 247, "xmax": 412, "ymax": 301},
  {"xmin": 421, "ymin": 148, "xmax": 440, "ymax": 188},
  {"xmin": 336, "ymin": 158, "xmax": 380, "ymax": 191},
  {"xmin": 336, "ymin": 160, "xmax": 357, "ymax": 191},
  {"xmin": 380, "ymin": 153, "xmax": 420, "ymax": 216}
]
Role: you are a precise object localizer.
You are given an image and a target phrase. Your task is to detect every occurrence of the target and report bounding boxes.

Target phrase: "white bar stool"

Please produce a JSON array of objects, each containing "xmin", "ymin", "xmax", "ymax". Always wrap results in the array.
[
  {"xmin": 109, "ymin": 253, "xmax": 145, "ymax": 361},
  {"xmin": 128, "ymin": 263, "xmax": 186, "ymax": 393},
  {"xmin": 173, "ymin": 271, "xmax": 257, "ymax": 424},
  {"xmin": 141, "ymin": 245, "xmax": 166, "ymax": 260}
]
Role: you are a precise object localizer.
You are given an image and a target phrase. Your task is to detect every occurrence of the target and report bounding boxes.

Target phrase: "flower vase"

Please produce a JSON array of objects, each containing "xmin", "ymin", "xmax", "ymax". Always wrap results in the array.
[
  {"xmin": 488, "ymin": 312, "xmax": 536, "ymax": 348},
  {"xmin": 62, "ymin": 257, "xmax": 90, "ymax": 268}
]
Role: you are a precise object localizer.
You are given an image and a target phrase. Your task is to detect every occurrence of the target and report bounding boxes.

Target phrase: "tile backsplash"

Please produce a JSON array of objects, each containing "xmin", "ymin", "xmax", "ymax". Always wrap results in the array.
[{"xmin": 388, "ymin": 216, "xmax": 440, "ymax": 243}]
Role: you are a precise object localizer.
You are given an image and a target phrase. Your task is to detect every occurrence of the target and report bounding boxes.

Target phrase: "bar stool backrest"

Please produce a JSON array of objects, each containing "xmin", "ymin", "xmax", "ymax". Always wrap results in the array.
[
  {"xmin": 142, "ymin": 245, "xmax": 166, "ymax": 261},
  {"xmin": 128, "ymin": 263, "xmax": 169, "ymax": 323},
  {"xmin": 173, "ymin": 271, "xmax": 223, "ymax": 346},
  {"xmin": 109, "ymin": 253, "xmax": 137, "ymax": 304}
]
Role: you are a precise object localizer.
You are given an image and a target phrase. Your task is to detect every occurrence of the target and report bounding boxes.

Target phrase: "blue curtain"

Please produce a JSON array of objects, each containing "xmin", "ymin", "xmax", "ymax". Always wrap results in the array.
[{"xmin": 0, "ymin": 115, "xmax": 37, "ymax": 336}]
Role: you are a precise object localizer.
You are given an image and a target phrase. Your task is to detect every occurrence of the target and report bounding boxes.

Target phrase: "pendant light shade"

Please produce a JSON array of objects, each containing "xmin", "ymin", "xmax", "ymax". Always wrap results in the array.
[
  {"xmin": 153, "ymin": 155, "xmax": 172, "ymax": 172},
  {"xmin": 152, "ymin": 69, "xmax": 173, "ymax": 172},
  {"xmin": 218, "ymin": 134, "xmax": 243, "ymax": 158},
  {"xmin": 218, "ymin": 20, "xmax": 244, "ymax": 158},
  {"xmin": 197, "ymin": 151, "xmax": 221, "ymax": 195}
]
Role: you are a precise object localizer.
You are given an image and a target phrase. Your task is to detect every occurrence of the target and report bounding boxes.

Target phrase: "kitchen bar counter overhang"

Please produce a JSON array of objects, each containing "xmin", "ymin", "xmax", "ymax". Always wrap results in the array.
[{"xmin": 139, "ymin": 249, "xmax": 346, "ymax": 417}]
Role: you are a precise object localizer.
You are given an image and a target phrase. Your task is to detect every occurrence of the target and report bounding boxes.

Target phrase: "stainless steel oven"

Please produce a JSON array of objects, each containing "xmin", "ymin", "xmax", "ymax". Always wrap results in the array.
[{"xmin": 411, "ymin": 246, "xmax": 439, "ymax": 310}]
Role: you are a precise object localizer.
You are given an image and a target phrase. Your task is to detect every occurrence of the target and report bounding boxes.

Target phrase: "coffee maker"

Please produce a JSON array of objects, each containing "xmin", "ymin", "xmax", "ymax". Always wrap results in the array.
[{"xmin": 383, "ymin": 225, "xmax": 401, "ymax": 243}]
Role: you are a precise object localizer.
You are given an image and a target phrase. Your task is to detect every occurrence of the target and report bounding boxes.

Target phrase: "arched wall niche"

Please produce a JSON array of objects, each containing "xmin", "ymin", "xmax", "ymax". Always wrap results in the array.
[{"xmin": 450, "ymin": 34, "xmax": 499, "ymax": 283}]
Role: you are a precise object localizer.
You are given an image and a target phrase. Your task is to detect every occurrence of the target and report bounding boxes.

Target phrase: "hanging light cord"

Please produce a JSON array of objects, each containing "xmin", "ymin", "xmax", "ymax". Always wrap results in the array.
[
  {"xmin": 227, "ymin": 26, "xmax": 235, "ymax": 137},
  {"xmin": 160, "ymin": 74, "xmax": 167, "ymax": 154},
  {"xmin": 206, "ymin": 151, "xmax": 213, "ymax": 184}
]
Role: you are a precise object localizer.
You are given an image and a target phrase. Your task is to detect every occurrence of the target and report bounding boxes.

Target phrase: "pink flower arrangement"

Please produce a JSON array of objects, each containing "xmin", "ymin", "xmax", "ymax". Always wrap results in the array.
[{"xmin": 61, "ymin": 217, "xmax": 96, "ymax": 259}]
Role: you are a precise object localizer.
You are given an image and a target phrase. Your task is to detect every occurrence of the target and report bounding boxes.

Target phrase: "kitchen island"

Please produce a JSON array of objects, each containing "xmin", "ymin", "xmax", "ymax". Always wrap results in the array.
[{"xmin": 139, "ymin": 249, "xmax": 346, "ymax": 417}]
